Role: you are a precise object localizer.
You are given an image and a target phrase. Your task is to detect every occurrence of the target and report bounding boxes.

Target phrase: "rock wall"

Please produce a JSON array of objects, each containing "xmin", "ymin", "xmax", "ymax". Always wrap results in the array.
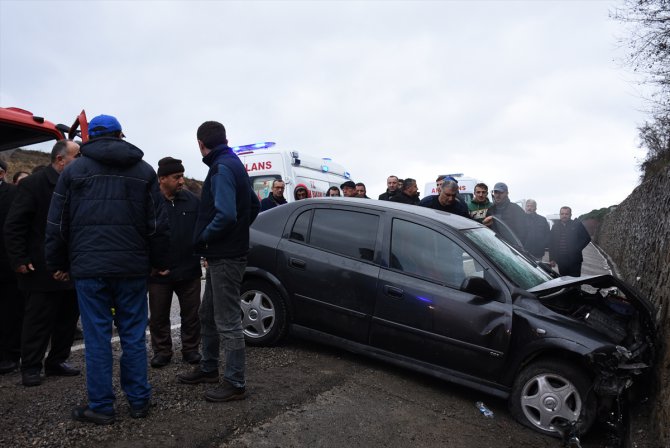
[{"xmin": 597, "ymin": 167, "xmax": 670, "ymax": 445}]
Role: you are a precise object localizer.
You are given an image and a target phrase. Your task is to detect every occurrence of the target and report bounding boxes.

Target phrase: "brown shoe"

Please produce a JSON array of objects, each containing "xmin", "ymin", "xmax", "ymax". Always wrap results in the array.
[{"xmin": 177, "ymin": 367, "xmax": 219, "ymax": 384}]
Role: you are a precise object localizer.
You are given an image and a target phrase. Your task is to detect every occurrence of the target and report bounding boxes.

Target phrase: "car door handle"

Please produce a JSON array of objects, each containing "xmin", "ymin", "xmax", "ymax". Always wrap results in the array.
[
  {"xmin": 383, "ymin": 285, "xmax": 404, "ymax": 299},
  {"xmin": 289, "ymin": 257, "xmax": 306, "ymax": 269}
]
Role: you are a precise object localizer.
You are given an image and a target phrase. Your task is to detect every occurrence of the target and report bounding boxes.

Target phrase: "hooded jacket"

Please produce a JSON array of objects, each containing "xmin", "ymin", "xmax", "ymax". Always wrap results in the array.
[
  {"xmin": 45, "ymin": 137, "xmax": 170, "ymax": 278},
  {"xmin": 293, "ymin": 183, "xmax": 311, "ymax": 200}
]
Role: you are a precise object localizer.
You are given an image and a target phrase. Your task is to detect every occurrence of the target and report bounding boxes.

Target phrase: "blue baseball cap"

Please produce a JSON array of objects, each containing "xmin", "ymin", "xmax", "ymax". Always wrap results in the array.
[{"xmin": 88, "ymin": 114, "xmax": 123, "ymax": 137}]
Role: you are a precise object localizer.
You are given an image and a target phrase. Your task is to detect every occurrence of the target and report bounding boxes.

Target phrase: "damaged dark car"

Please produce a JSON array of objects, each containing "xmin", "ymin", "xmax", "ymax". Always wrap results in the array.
[{"xmin": 240, "ymin": 198, "xmax": 655, "ymax": 442}]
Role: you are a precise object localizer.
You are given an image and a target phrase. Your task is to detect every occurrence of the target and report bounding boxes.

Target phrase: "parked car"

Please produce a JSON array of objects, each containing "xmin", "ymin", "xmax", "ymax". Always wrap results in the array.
[{"xmin": 240, "ymin": 197, "xmax": 655, "ymax": 441}]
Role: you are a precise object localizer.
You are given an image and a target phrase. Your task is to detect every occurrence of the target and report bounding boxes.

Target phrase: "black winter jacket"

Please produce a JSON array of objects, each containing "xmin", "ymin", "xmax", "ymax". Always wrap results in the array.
[
  {"xmin": 486, "ymin": 199, "xmax": 528, "ymax": 245},
  {"xmin": 150, "ymin": 189, "xmax": 202, "ymax": 283},
  {"xmin": 0, "ymin": 181, "xmax": 17, "ymax": 282},
  {"xmin": 45, "ymin": 137, "xmax": 170, "ymax": 278},
  {"xmin": 193, "ymin": 145, "xmax": 260, "ymax": 259},
  {"xmin": 4, "ymin": 166, "xmax": 73, "ymax": 291}
]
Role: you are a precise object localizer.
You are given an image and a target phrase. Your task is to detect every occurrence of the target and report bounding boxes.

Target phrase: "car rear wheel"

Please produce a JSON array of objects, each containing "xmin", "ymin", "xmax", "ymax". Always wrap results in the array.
[
  {"xmin": 510, "ymin": 359, "xmax": 596, "ymax": 437},
  {"xmin": 240, "ymin": 280, "xmax": 288, "ymax": 346}
]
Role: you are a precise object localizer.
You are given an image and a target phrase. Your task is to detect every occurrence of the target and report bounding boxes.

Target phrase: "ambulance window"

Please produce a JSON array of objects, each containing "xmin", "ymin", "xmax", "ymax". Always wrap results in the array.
[
  {"xmin": 250, "ymin": 175, "xmax": 281, "ymax": 201},
  {"xmin": 290, "ymin": 210, "xmax": 311, "ymax": 242},
  {"xmin": 309, "ymin": 209, "xmax": 378, "ymax": 261}
]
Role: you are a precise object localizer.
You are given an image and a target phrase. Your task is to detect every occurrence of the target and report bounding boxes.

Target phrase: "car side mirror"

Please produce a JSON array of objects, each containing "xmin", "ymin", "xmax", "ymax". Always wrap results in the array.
[{"xmin": 461, "ymin": 276, "xmax": 499, "ymax": 298}]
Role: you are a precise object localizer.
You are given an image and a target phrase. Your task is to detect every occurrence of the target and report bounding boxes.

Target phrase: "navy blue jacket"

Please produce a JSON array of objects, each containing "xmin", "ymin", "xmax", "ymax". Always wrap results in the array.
[
  {"xmin": 259, "ymin": 193, "xmax": 287, "ymax": 212},
  {"xmin": 150, "ymin": 189, "xmax": 202, "ymax": 283},
  {"xmin": 193, "ymin": 145, "xmax": 260, "ymax": 259},
  {"xmin": 45, "ymin": 137, "xmax": 170, "ymax": 278},
  {"xmin": 420, "ymin": 195, "xmax": 470, "ymax": 218}
]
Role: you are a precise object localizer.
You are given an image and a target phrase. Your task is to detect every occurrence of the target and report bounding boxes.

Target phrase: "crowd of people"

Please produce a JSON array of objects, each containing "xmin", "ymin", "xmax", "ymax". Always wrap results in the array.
[
  {"xmin": 0, "ymin": 125, "xmax": 591, "ymax": 426},
  {"xmin": 0, "ymin": 115, "xmax": 259, "ymax": 425}
]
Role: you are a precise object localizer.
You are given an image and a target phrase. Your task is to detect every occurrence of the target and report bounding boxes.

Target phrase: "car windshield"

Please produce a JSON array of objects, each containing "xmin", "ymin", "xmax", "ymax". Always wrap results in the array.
[{"xmin": 462, "ymin": 227, "xmax": 552, "ymax": 289}]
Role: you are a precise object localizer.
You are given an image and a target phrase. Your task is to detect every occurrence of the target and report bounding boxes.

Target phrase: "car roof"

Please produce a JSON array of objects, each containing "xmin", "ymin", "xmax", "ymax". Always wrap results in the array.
[
  {"xmin": 260, "ymin": 197, "xmax": 482, "ymax": 231},
  {"xmin": 0, "ymin": 107, "xmax": 65, "ymax": 151}
]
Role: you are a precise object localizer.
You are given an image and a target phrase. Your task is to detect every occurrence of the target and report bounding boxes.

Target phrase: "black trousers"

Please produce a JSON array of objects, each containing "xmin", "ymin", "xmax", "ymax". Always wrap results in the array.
[
  {"xmin": 0, "ymin": 279, "xmax": 24, "ymax": 362},
  {"xmin": 21, "ymin": 289, "xmax": 79, "ymax": 371},
  {"xmin": 557, "ymin": 260, "xmax": 582, "ymax": 277},
  {"xmin": 148, "ymin": 278, "xmax": 201, "ymax": 356}
]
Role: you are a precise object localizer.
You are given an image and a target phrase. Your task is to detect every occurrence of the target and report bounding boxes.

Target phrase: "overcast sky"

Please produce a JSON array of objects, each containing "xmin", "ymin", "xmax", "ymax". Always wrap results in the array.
[{"xmin": 0, "ymin": 0, "xmax": 649, "ymax": 217}]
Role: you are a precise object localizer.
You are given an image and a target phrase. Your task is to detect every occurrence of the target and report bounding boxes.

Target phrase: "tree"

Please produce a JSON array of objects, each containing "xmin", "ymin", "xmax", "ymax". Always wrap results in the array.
[{"xmin": 614, "ymin": 1, "xmax": 670, "ymax": 178}]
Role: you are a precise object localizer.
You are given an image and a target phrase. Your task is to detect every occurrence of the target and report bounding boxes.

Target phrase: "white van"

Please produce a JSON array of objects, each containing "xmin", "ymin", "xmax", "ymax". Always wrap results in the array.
[
  {"xmin": 232, "ymin": 142, "xmax": 352, "ymax": 202},
  {"xmin": 423, "ymin": 173, "xmax": 481, "ymax": 203}
]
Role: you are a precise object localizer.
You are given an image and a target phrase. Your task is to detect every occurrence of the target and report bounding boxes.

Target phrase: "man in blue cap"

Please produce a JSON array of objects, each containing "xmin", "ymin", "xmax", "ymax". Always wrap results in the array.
[{"xmin": 46, "ymin": 114, "xmax": 170, "ymax": 425}]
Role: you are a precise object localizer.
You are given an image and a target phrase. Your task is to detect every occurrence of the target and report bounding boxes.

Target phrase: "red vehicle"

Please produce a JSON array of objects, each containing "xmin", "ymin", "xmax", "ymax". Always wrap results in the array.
[{"xmin": 0, "ymin": 107, "xmax": 88, "ymax": 151}]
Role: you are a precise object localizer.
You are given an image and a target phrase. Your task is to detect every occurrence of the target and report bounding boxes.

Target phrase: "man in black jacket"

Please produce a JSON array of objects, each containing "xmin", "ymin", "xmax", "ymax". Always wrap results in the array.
[
  {"xmin": 177, "ymin": 121, "xmax": 260, "ymax": 403},
  {"xmin": 378, "ymin": 175, "xmax": 399, "ymax": 201},
  {"xmin": 4, "ymin": 140, "xmax": 81, "ymax": 387},
  {"xmin": 524, "ymin": 199, "xmax": 550, "ymax": 259},
  {"xmin": 149, "ymin": 157, "xmax": 202, "ymax": 368},
  {"xmin": 549, "ymin": 206, "xmax": 591, "ymax": 276},
  {"xmin": 46, "ymin": 115, "xmax": 170, "ymax": 425},
  {"xmin": 0, "ymin": 159, "xmax": 22, "ymax": 374},
  {"xmin": 390, "ymin": 178, "xmax": 420, "ymax": 205},
  {"xmin": 259, "ymin": 179, "xmax": 287, "ymax": 212},
  {"xmin": 483, "ymin": 182, "xmax": 528, "ymax": 247},
  {"xmin": 420, "ymin": 180, "xmax": 469, "ymax": 217}
]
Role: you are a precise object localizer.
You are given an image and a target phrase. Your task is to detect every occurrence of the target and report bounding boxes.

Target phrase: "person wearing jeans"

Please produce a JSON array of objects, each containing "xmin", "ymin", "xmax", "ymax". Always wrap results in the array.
[
  {"xmin": 177, "ymin": 121, "xmax": 259, "ymax": 402},
  {"xmin": 45, "ymin": 115, "xmax": 169, "ymax": 425}
]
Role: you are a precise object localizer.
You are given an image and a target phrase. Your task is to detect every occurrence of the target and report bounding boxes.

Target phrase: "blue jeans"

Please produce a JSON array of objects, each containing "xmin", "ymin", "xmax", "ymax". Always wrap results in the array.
[
  {"xmin": 75, "ymin": 277, "xmax": 151, "ymax": 414},
  {"xmin": 199, "ymin": 257, "xmax": 246, "ymax": 388}
]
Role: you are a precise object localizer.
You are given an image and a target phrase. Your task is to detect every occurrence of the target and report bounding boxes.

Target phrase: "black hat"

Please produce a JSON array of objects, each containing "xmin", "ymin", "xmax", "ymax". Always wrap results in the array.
[
  {"xmin": 340, "ymin": 180, "xmax": 356, "ymax": 189},
  {"xmin": 157, "ymin": 157, "xmax": 185, "ymax": 177}
]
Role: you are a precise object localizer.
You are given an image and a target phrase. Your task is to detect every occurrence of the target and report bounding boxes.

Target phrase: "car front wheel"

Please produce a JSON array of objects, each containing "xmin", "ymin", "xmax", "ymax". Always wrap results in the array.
[
  {"xmin": 240, "ymin": 279, "xmax": 288, "ymax": 346},
  {"xmin": 509, "ymin": 359, "xmax": 596, "ymax": 437}
]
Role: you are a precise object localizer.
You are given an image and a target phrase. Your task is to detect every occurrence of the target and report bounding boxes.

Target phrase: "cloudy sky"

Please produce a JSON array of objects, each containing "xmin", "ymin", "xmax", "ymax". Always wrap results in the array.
[{"xmin": 0, "ymin": 0, "xmax": 650, "ymax": 217}]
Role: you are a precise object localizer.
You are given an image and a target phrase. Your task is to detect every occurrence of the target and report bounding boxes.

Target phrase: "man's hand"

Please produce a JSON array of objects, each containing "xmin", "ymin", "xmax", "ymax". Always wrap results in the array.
[
  {"xmin": 15, "ymin": 263, "xmax": 34, "ymax": 274},
  {"xmin": 482, "ymin": 216, "xmax": 493, "ymax": 227},
  {"xmin": 151, "ymin": 268, "xmax": 170, "ymax": 277},
  {"xmin": 53, "ymin": 270, "xmax": 70, "ymax": 282},
  {"xmin": 549, "ymin": 260, "xmax": 556, "ymax": 267}
]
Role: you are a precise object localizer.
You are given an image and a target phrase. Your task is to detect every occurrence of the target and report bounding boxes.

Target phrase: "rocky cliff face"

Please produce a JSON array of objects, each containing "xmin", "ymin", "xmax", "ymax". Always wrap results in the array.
[{"xmin": 598, "ymin": 167, "xmax": 670, "ymax": 445}]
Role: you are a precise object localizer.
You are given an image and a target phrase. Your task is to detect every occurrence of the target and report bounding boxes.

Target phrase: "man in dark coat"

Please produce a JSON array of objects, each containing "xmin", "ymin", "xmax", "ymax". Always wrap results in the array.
[
  {"xmin": 549, "ymin": 206, "xmax": 591, "ymax": 276},
  {"xmin": 390, "ymin": 178, "xmax": 421, "ymax": 205},
  {"xmin": 149, "ymin": 157, "xmax": 202, "ymax": 368},
  {"xmin": 483, "ymin": 182, "xmax": 528, "ymax": 247},
  {"xmin": 46, "ymin": 115, "xmax": 170, "ymax": 424},
  {"xmin": 420, "ymin": 180, "xmax": 469, "ymax": 217},
  {"xmin": 378, "ymin": 175, "xmax": 399, "ymax": 201},
  {"xmin": 524, "ymin": 199, "xmax": 550, "ymax": 259},
  {"xmin": 259, "ymin": 179, "xmax": 287, "ymax": 212},
  {"xmin": 4, "ymin": 140, "xmax": 81, "ymax": 387},
  {"xmin": 0, "ymin": 159, "xmax": 23, "ymax": 374},
  {"xmin": 177, "ymin": 121, "xmax": 260, "ymax": 404}
]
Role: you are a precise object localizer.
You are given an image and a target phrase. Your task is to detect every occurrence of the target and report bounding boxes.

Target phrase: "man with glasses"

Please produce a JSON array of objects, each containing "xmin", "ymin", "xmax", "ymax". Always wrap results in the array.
[{"xmin": 260, "ymin": 179, "xmax": 287, "ymax": 212}]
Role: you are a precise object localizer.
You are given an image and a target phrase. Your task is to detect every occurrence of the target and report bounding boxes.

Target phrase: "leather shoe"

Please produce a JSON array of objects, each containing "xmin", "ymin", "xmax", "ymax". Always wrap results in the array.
[
  {"xmin": 45, "ymin": 362, "xmax": 80, "ymax": 377},
  {"xmin": 72, "ymin": 406, "xmax": 115, "ymax": 425},
  {"xmin": 22, "ymin": 369, "xmax": 42, "ymax": 387},
  {"xmin": 129, "ymin": 401, "xmax": 151, "ymax": 418},
  {"xmin": 0, "ymin": 360, "xmax": 18, "ymax": 374},
  {"xmin": 204, "ymin": 381, "xmax": 246, "ymax": 402},
  {"xmin": 150, "ymin": 354, "xmax": 172, "ymax": 368},
  {"xmin": 182, "ymin": 352, "xmax": 202, "ymax": 365},
  {"xmin": 177, "ymin": 367, "xmax": 219, "ymax": 384}
]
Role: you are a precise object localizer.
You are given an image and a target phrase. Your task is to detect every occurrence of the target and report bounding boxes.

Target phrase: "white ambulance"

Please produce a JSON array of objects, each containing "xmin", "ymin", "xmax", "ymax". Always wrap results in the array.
[
  {"xmin": 232, "ymin": 142, "xmax": 352, "ymax": 202},
  {"xmin": 422, "ymin": 173, "xmax": 481, "ymax": 203}
]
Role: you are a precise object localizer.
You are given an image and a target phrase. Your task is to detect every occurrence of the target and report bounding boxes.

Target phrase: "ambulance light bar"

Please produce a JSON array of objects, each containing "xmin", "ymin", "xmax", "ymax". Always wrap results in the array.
[{"xmin": 231, "ymin": 141, "xmax": 276, "ymax": 154}]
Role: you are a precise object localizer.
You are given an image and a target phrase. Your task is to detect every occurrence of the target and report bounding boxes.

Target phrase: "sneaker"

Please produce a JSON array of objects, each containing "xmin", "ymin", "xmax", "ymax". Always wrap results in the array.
[
  {"xmin": 176, "ymin": 367, "xmax": 219, "ymax": 384},
  {"xmin": 182, "ymin": 352, "xmax": 202, "ymax": 365},
  {"xmin": 204, "ymin": 381, "xmax": 246, "ymax": 402},
  {"xmin": 129, "ymin": 401, "xmax": 151, "ymax": 419},
  {"xmin": 72, "ymin": 406, "xmax": 115, "ymax": 425},
  {"xmin": 150, "ymin": 354, "xmax": 172, "ymax": 368},
  {"xmin": 22, "ymin": 369, "xmax": 41, "ymax": 387}
]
